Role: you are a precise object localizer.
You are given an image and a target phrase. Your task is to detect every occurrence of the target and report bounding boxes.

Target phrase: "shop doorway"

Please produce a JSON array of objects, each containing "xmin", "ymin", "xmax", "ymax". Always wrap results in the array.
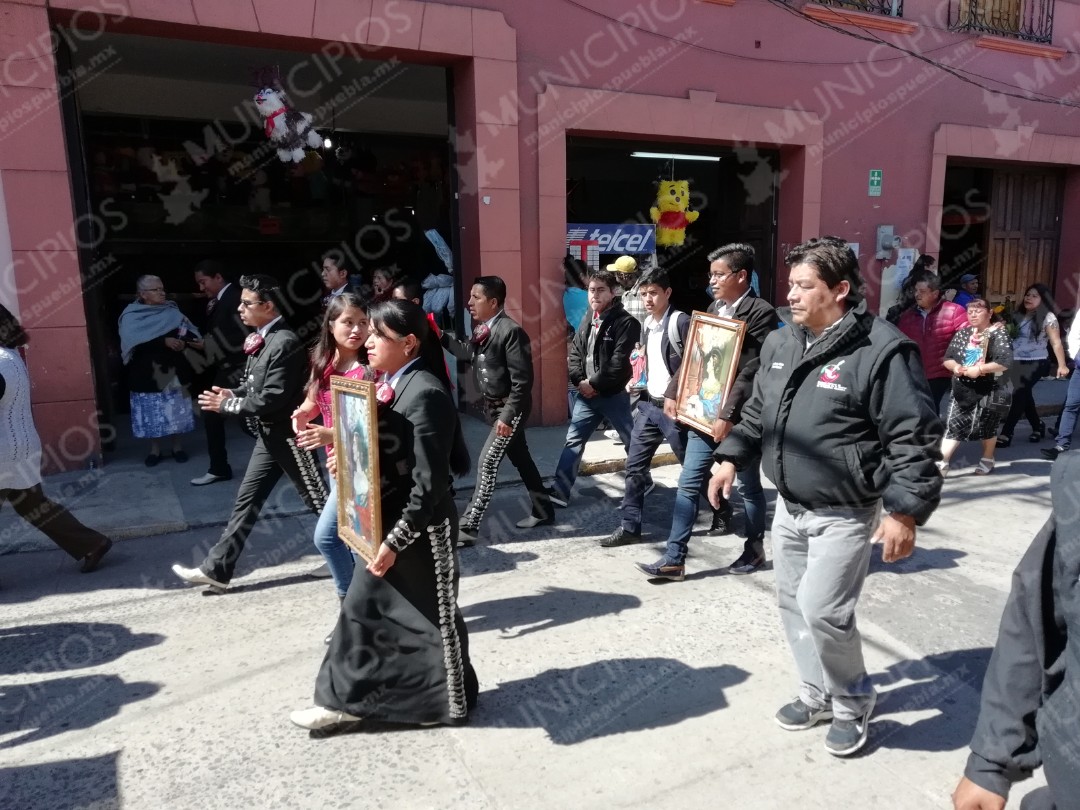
[
  {"xmin": 57, "ymin": 30, "xmax": 455, "ymax": 449},
  {"xmin": 940, "ymin": 161, "xmax": 1064, "ymax": 303},
  {"xmin": 566, "ymin": 137, "xmax": 780, "ymax": 314}
]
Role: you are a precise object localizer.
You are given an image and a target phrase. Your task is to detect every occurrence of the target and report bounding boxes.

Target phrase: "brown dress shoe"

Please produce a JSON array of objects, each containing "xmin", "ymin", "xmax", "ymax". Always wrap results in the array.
[{"xmin": 81, "ymin": 538, "xmax": 113, "ymax": 573}]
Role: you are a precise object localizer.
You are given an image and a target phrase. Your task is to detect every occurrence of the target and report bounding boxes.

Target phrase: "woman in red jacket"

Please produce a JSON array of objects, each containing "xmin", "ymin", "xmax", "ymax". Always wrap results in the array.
[{"xmin": 897, "ymin": 270, "xmax": 969, "ymax": 412}]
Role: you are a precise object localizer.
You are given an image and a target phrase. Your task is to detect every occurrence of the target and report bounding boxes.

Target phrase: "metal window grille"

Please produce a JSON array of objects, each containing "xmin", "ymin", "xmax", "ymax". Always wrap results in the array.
[
  {"xmin": 950, "ymin": 0, "xmax": 1054, "ymax": 43},
  {"xmin": 817, "ymin": 0, "xmax": 904, "ymax": 16}
]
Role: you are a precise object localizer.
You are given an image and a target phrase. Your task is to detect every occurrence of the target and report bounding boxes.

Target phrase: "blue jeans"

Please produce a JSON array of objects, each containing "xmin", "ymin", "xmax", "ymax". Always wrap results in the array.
[
  {"xmin": 663, "ymin": 430, "xmax": 766, "ymax": 564},
  {"xmin": 620, "ymin": 400, "xmax": 686, "ymax": 533},
  {"xmin": 1054, "ymin": 370, "xmax": 1080, "ymax": 450},
  {"xmin": 313, "ymin": 480, "xmax": 355, "ymax": 597},
  {"xmin": 553, "ymin": 390, "xmax": 634, "ymax": 499}
]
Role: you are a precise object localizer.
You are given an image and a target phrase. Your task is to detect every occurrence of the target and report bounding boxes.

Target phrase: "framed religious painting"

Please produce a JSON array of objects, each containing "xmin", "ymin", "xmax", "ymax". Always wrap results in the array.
[
  {"xmin": 330, "ymin": 377, "xmax": 382, "ymax": 564},
  {"xmin": 673, "ymin": 312, "xmax": 747, "ymax": 434}
]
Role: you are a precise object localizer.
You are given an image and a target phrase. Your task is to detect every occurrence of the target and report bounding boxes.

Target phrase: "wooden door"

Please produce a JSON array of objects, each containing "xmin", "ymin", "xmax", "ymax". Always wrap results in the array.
[{"xmin": 986, "ymin": 168, "xmax": 1063, "ymax": 300}]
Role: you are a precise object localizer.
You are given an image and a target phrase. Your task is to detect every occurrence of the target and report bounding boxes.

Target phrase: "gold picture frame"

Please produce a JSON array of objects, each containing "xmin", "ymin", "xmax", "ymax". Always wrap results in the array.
[
  {"xmin": 674, "ymin": 311, "xmax": 747, "ymax": 434},
  {"xmin": 330, "ymin": 377, "xmax": 382, "ymax": 564}
]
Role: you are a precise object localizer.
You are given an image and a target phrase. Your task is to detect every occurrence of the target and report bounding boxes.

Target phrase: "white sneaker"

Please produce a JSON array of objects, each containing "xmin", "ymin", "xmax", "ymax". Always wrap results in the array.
[
  {"xmin": 516, "ymin": 515, "xmax": 554, "ymax": 529},
  {"xmin": 170, "ymin": 564, "xmax": 228, "ymax": 592},
  {"xmin": 307, "ymin": 562, "xmax": 332, "ymax": 578},
  {"xmin": 289, "ymin": 706, "xmax": 362, "ymax": 730},
  {"xmin": 603, "ymin": 429, "xmax": 623, "ymax": 444},
  {"xmin": 190, "ymin": 472, "xmax": 230, "ymax": 486}
]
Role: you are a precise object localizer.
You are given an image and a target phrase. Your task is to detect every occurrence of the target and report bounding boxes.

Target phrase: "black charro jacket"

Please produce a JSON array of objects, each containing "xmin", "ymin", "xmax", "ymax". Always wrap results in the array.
[
  {"xmin": 715, "ymin": 299, "xmax": 943, "ymax": 523},
  {"xmin": 568, "ymin": 301, "xmax": 641, "ymax": 397},
  {"xmin": 379, "ymin": 362, "xmax": 465, "ymax": 552},
  {"xmin": 220, "ymin": 320, "xmax": 307, "ymax": 425},
  {"xmin": 442, "ymin": 311, "xmax": 535, "ymax": 425}
]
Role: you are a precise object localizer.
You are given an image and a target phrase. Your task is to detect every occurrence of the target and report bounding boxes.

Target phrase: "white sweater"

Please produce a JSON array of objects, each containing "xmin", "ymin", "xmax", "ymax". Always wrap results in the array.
[{"xmin": 0, "ymin": 347, "xmax": 43, "ymax": 490}]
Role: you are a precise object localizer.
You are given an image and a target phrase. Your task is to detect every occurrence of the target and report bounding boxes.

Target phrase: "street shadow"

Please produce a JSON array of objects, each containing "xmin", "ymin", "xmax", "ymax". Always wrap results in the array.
[
  {"xmin": 864, "ymin": 646, "xmax": 992, "ymax": 755},
  {"xmin": 0, "ymin": 751, "xmax": 120, "ymax": 810},
  {"xmin": 459, "ymin": 546, "xmax": 539, "ymax": 577},
  {"xmin": 0, "ymin": 623, "xmax": 164, "ymax": 676},
  {"xmin": 1001, "ymin": 460, "xmax": 1054, "ymax": 477},
  {"xmin": 226, "ymin": 573, "xmax": 323, "ymax": 595},
  {"xmin": 461, "ymin": 588, "xmax": 641, "ymax": 637},
  {"xmin": 868, "ymin": 546, "xmax": 966, "ymax": 575},
  {"xmin": 0, "ymin": 675, "xmax": 160, "ymax": 750},
  {"xmin": 471, "ymin": 657, "xmax": 748, "ymax": 744}
]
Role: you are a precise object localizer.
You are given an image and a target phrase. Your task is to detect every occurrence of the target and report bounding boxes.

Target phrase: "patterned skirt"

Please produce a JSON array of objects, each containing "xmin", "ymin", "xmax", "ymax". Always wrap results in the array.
[
  {"xmin": 129, "ymin": 382, "xmax": 195, "ymax": 439},
  {"xmin": 944, "ymin": 394, "xmax": 1001, "ymax": 442},
  {"xmin": 315, "ymin": 492, "xmax": 478, "ymax": 725}
]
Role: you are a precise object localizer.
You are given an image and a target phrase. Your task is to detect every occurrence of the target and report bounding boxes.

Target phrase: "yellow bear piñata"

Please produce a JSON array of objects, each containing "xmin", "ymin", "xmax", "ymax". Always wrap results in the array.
[{"xmin": 649, "ymin": 180, "xmax": 699, "ymax": 247}]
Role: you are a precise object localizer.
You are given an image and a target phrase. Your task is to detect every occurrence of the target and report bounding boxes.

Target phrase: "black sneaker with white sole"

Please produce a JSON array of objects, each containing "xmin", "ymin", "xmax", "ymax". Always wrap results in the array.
[
  {"xmin": 774, "ymin": 697, "xmax": 833, "ymax": 730},
  {"xmin": 824, "ymin": 692, "xmax": 877, "ymax": 757}
]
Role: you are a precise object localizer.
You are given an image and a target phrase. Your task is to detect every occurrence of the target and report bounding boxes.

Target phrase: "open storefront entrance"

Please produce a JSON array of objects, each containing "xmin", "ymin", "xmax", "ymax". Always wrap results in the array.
[
  {"xmin": 58, "ymin": 30, "xmax": 456, "ymax": 451},
  {"xmin": 565, "ymin": 137, "xmax": 780, "ymax": 314}
]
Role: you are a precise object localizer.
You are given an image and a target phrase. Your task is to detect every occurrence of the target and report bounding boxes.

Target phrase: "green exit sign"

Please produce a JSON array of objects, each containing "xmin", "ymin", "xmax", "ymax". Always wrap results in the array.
[{"xmin": 868, "ymin": 169, "xmax": 883, "ymax": 197}]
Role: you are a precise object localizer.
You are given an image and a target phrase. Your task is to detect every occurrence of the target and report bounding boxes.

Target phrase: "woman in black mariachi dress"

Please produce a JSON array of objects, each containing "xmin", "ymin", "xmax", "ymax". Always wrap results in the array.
[{"xmin": 291, "ymin": 300, "xmax": 476, "ymax": 731}]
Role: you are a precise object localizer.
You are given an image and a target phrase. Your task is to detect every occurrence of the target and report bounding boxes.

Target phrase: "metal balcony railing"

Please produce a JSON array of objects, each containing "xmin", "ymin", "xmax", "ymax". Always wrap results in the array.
[
  {"xmin": 817, "ymin": 0, "xmax": 904, "ymax": 16},
  {"xmin": 950, "ymin": 0, "xmax": 1054, "ymax": 43}
]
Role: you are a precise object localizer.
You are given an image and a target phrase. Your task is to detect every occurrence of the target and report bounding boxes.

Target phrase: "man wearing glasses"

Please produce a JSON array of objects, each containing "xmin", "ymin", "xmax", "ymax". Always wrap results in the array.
[
  {"xmin": 636, "ymin": 244, "xmax": 776, "ymax": 581},
  {"xmin": 171, "ymin": 274, "xmax": 327, "ymax": 591}
]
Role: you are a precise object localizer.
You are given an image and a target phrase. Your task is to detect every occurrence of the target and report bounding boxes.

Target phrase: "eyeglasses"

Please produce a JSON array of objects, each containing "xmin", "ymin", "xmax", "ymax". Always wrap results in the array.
[
  {"xmin": 239, "ymin": 298, "xmax": 266, "ymax": 308},
  {"xmin": 142, "ymin": 287, "xmax": 165, "ymax": 293},
  {"xmin": 708, "ymin": 271, "xmax": 737, "ymax": 281}
]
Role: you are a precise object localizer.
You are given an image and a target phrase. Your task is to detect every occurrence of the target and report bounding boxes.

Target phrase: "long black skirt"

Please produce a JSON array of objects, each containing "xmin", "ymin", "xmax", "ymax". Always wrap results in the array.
[{"xmin": 314, "ymin": 492, "xmax": 478, "ymax": 725}]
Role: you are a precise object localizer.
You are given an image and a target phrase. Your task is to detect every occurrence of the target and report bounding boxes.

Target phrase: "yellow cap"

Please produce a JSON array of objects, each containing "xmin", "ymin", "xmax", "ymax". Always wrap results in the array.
[{"xmin": 606, "ymin": 255, "xmax": 638, "ymax": 274}]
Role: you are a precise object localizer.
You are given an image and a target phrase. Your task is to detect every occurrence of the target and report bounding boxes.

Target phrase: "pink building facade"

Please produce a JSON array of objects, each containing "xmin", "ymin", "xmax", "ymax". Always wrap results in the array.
[{"xmin": 2, "ymin": 0, "xmax": 1080, "ymax": 470}]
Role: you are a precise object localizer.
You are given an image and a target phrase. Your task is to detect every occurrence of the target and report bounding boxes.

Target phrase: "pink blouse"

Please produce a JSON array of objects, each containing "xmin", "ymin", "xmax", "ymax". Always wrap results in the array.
[{"xmin": 316, "ymin": 363, "xmax": 371, "ymax": 432}]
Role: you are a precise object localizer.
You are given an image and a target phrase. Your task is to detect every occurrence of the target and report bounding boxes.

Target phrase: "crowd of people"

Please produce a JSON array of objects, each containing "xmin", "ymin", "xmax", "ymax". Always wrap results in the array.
[{"xmin": 3, "ymin": 237, "xmax": 1077, "ymax": 805}]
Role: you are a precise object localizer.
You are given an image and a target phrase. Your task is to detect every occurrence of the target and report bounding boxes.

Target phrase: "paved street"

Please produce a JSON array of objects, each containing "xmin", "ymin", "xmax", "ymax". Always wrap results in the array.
[{"xmin": 0, "ymin": 436, "xmax": 1054, "ymax": 809}]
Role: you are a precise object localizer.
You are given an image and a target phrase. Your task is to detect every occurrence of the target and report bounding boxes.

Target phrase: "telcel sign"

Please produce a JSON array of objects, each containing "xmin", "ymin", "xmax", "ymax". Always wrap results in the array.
[{"xmin": 567, "ymin": 224, "xmax": 656, "ymax": 254}]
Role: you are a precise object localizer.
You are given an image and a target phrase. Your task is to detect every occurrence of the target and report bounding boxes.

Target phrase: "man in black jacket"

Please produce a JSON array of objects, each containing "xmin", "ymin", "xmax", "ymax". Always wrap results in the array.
[
  {"xmin": 953, "ymin": 452, "xmax": 1080, "ymax": 810},
  {"xmin": 550, "ymin": 270, "xmax": 641, "ymax": 506},
  {"xmin": 635, "ymin": 244, "xmax": 776, "ymax": 577},
  {"xmin": 710, "ymin": 237, "xmax": 943, "ymax": 757},
  {"xmin": 171, "ymin": 274, "xmax": 327, "ymax": 591},
  {"xmin": 189, "ymin": 260, "xmax": 248, "ymax": 486},
  {"xmin": 443, "ymin": 276, "xmax": 553, "ymax": 545}
]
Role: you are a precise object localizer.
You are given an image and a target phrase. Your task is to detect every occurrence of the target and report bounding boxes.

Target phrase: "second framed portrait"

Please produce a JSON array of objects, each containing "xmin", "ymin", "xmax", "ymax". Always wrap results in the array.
[
  {"xmin": 674, "ymin": 312, "xmax": 747, "ymax": 434},
  {"xmin": 330, "ymin": 377, "xmax": 382, "ymax": 564}
]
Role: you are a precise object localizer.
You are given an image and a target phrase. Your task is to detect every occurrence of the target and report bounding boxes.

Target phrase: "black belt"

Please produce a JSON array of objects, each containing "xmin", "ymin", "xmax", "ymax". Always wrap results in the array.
[{"xmin": 647, "ymin": 395, "xmax": 666, "ymax": 409}]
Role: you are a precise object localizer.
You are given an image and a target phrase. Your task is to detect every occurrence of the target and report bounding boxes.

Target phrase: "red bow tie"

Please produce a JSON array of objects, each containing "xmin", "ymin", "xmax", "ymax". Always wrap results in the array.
[
  {"xmin": 243, "ymin": 333, "xmax": 265, "ymax": 355},
  {"xmin": 471, "ymin": 324, "xmax": 491, "ymax": 345},
  {"xmin": 375, "ymin": 373, "xmax": 395, "ymax": 405}
]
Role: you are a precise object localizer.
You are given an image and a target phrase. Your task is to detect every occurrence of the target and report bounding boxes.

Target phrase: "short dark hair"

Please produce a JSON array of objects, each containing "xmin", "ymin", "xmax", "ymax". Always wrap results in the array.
[
  {"xmin": 785, "ymin": 236, "xmax": 863, "ymax": 305},
  {"xmin": 473, "ymin": 275, "xmax": 506, "ymax": 307},
  {"xmin": 587, "ymin": 270, "xmax": 618, "ymax": 292},
  {"xmin": 637, "ymin": 267, "xmax": 672, "ymax": 290},
  {"xmin": 0, "ymin": 303, "xmax": 29, "ymax": 349},
  {"xmin": 321, "ymin": 250, "xmax": 352, "ymax": 274},
  {"xmin": 193, "ymin": 259, "xmax": 229, "ymax": 281},
  {"xmin": 391, "ymin": 276, "xmax": 423, "ymax": 304},
  {"xmin": 239, "ymin": 274, "xmax": 284, "ymax": 311},
  {"xmin": 707, "ymin": 243, "xmax": 755, "ymax": 275},
  {"xmin": 912, "ymin": 270, "xmax": 942, "ymax": 292}
]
